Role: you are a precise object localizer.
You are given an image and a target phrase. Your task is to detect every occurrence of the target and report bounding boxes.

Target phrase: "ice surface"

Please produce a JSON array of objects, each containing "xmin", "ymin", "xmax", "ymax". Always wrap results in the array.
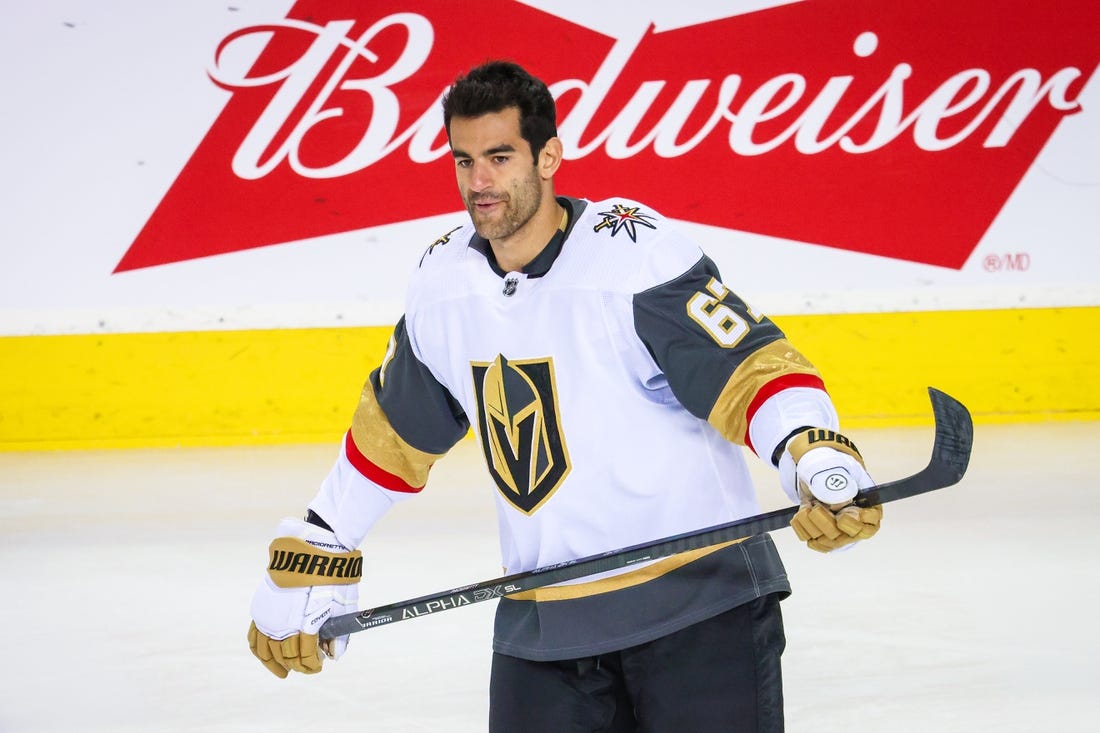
[{"xmin": 1, "ymin": 421, "xmax": 1096, "ymax": 732}]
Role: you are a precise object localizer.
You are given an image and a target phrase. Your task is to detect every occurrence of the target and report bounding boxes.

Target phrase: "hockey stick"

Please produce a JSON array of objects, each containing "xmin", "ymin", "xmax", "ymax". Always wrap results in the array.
[{"xmin": 319, "ymin": 387, "xmax": 972, "ymax": 640}]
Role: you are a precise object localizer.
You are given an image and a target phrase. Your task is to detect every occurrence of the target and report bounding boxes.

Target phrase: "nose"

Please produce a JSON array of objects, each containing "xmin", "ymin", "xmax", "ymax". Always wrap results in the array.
[{"xmin": 467, "ymin": 159, "xmax": 493, "ymax": 193}]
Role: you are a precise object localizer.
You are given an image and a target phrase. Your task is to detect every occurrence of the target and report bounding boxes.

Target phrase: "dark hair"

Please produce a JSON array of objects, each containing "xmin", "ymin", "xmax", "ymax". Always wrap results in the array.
[{"xmin": 442, "ymin": 61, "xmax": 558, "ymax": 158}]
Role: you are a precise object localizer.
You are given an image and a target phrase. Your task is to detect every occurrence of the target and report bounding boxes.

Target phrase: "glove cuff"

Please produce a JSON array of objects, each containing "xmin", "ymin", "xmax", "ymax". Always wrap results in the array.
[
  {"xmin": 780, "ymin": 429, "xmax": 867, "ymax": 505},
  {"xmin": 266, "ymin": 518, "xmax": 363, "ymax": 589},
  {"xmin": 785, "ymin": 428, "xmax": 864, "ymax": 466}
]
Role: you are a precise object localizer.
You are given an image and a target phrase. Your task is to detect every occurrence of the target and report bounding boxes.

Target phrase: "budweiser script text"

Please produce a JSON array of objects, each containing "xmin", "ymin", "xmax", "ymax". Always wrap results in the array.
[{"xmin": 210, "ymin": 16, "xmax": 1086, "ymax": 179}]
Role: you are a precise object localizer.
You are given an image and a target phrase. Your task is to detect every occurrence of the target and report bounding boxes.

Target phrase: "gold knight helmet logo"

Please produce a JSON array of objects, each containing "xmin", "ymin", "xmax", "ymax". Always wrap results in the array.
[{"xmin": 471, "ymin": 355, "xmax": 570, "ymax": 514}]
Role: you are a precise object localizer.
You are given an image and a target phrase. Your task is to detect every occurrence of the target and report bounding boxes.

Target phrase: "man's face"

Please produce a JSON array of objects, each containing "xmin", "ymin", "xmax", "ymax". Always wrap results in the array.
[{"xmin": 449, "ymin": 107, "xmax": 542, "ymax": 243}]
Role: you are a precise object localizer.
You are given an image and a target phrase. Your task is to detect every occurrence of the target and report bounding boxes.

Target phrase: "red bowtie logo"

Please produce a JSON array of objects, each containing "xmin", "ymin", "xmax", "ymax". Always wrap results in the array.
[{"xmin": 115, "ymin": 0, "xmax": 1099, "ymax": 273}]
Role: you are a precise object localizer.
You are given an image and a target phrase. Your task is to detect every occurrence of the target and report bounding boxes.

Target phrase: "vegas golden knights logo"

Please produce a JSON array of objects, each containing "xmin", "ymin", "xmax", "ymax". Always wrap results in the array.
[{"xmin": 471, "ymin": 355, "xmax": 571, "ymax": 515}]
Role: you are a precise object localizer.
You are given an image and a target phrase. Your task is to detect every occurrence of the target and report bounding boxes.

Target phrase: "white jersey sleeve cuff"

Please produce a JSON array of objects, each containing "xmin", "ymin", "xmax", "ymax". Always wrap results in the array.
[
  {"xmin": 306, "ymin": 438, "xmax": 418, "ymax": 550},
  {"xmin": 748, "ymin": 387, "xmax": 839, "ymax": 500}
]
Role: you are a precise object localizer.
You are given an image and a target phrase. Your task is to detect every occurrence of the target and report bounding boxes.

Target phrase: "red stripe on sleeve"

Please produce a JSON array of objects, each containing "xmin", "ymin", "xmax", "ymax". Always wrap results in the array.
[
  {"xmin": 343, "ymin": 431, "xmax": 424, "ymax": 494},
  {"xmin": 743, "ymin": 374, "xmax": 828, "ymax": 456}
]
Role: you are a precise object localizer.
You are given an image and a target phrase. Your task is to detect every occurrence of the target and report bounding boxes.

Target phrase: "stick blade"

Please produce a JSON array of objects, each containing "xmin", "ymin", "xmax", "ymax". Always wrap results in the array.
[
  {"xmin": 859, "ymin": 387, "xmax": 973, "ymax": 506},
  {"xmin": 927, "ymin": 386, "xmax": 974, "ymax": 483}
]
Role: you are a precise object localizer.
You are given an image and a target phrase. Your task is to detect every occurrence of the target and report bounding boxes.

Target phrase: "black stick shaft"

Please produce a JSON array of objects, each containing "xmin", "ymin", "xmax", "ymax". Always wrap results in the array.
[{"xmin": 320, "ymin": 387, "xmax": 972, "ymax": 640}]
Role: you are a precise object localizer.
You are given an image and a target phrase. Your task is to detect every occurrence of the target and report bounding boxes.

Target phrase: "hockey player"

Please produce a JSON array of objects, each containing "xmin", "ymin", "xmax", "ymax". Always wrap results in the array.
[{"xmin": 248, "ymin": 60, "xmax": 882, "ymax": 731}]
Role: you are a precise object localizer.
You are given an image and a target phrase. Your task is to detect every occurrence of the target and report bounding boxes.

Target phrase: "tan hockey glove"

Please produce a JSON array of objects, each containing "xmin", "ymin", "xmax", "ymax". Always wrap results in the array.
[
  {"xmin": 780, "ymin": 429, "xmax": 882, "ymax": 553},
  {"xmin": 248, "ymin": 518, "xmax": 362, "ymax": 678}
]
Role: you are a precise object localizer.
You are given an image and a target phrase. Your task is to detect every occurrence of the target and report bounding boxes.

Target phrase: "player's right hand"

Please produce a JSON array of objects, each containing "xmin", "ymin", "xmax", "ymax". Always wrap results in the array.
[
  {"xmin": 779, "ymin": 429, "xmax": 882, "ymax": 552},
  {"xmin": 248, "ymin": 518, "xmax": 362, "ymax": 678}
]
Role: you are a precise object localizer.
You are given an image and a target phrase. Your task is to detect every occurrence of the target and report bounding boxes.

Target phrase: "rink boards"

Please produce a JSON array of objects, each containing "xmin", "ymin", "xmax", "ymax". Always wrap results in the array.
[{"xmin": 2, "ymin": 305, "xmax": 1096, "ymax": 450}]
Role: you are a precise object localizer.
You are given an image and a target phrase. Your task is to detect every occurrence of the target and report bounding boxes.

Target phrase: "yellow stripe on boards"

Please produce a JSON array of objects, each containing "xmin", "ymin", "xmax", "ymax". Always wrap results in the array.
[
  {"xmin": 0, "ymin": 327, "xmax": 391, "ymax": 450},
  {"xmin": 1, "ymin": 306, "xmax": 1096, "ymax": 451},
  {"xmin": 773, "ymin": 305, "xmax": 1100, "ymax": 427}
]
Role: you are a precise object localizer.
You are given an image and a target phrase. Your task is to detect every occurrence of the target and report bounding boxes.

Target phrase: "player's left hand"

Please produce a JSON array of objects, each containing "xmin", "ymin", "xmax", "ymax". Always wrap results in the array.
[
  {"xmin": 248, "ymin": 518, "xmax": 361, "ymax": 678},
  {"xmin": 779, "ymin": 430, "xmax": 882, "ymax": 552}
]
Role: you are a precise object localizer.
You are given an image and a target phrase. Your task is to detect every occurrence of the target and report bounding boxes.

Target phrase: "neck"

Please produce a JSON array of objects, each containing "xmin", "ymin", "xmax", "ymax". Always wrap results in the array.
[{"xmin": 491, "ymin": 199, "xmax": 567, "ymax": 272}]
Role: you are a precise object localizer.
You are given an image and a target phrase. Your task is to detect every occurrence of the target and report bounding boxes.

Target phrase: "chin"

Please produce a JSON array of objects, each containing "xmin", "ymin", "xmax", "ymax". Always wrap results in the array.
[{"xmin": 473, "ymin": 219, "xmax": 513, "ymax": 242}]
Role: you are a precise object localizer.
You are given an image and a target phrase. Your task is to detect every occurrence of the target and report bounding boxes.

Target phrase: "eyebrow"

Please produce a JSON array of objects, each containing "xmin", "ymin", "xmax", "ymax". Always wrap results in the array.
[{"xmin": 451, "ymin": 144, "xmax": 518, "ymax": 159}]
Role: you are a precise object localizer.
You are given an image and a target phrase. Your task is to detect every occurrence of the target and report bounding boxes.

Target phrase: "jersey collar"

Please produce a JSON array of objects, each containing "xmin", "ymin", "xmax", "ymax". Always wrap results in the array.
[{"xmin": 469, "ymin": 197, "xmax": 587, "ymax": 278}]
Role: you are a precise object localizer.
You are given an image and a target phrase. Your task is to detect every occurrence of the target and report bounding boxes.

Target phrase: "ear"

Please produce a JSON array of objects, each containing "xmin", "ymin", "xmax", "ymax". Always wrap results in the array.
[{"xmin": 538, "ymin": 137, "xmax": 564, "ymax": 180}]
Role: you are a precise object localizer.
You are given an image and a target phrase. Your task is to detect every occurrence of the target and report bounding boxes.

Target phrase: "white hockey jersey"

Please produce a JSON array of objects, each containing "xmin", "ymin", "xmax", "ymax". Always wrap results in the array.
[{"xmin": 308, "ymin": 196, "xmax": 837, "ymax": 660}]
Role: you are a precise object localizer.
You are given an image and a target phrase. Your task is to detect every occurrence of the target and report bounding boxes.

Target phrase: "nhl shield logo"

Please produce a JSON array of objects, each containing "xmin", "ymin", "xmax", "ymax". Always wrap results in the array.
[{"xmin": 471, "ymin": 355, "xmax": 571, "ymax": 514}]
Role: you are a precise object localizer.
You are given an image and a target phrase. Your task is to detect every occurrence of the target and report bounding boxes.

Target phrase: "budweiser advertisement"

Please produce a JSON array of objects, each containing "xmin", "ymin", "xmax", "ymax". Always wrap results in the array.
[{"xmin": 2, "ymin": 0, "xmax": 1098, "ymax": 334}]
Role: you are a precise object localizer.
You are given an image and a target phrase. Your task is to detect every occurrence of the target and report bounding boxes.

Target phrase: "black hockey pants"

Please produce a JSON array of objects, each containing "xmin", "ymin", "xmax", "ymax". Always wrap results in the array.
[{"xmin": 488, "ymin": 592, "xmax": 786, "ymax": 732}]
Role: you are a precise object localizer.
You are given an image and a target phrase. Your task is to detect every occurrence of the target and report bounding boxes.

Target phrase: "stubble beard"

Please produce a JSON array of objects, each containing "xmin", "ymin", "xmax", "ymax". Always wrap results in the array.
[{"xmin": 465, "ymin": 167, "xmax": 541, "ymax": 242}]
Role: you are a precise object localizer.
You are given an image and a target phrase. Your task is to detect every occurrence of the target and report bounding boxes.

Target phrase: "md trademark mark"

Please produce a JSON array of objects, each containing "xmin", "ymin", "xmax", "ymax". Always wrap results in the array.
[{"xmin": 982, "ymin": 253, "xmax": 1031, "ymax": 272}]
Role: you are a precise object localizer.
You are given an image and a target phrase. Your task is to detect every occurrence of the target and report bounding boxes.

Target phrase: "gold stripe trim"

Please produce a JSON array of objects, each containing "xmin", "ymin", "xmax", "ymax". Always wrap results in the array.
[
  {"xmin": 350, "ymin": 378, "xmax": 443, "ymax": 488},
  {"xmin": 506, "ymin": 539, "xmax": 744, "ymax": 602},
  {"xmin": 707, "ymin": 339, "xmax": 821, "ymax": 445}
]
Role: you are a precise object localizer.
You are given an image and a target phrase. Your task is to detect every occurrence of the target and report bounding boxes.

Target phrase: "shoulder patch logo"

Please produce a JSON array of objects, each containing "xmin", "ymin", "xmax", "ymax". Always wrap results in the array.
[
  {"xmin": 419, "ymin": 226, "xmax": 462, "ymax": 266},
  {"xmin": 593, "ymin": 203, "xmax": 658, "ymax": 242},
  {"xmin": 471, "ymin": 355, "xmax": 571, "ymax": 515}
]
